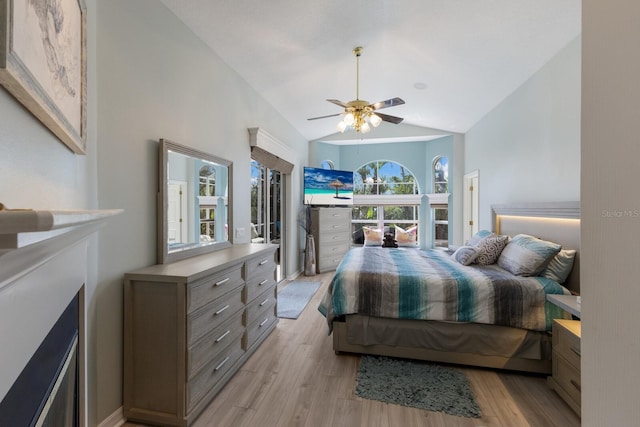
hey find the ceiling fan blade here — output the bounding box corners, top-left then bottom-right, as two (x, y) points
(376, 112), (404, 124)
(370, 97), (405, 111)
(326, 99), (349, 108)
(307, 113), (342, 121)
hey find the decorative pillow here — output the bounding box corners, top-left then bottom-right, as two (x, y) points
(451, 246), (479, 266)
(362, 226), (383, 246)
(395, 225), (418, 247)
(541, 249), (577, 283)
(466, 229), (494, 246)
(497, 234), (562, 276)
(474, 235), (509, 265)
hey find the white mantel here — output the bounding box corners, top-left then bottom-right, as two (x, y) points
(0, 209), (121, 426)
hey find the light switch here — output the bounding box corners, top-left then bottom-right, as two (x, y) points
(235, 227), (246, 239)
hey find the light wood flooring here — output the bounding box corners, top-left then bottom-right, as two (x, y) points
(124, 273), (580, 427)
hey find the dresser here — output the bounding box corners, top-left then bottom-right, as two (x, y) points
(123, 244), (278, 427)
(311, 207), (351, 273)
(548, 319), (581, 416)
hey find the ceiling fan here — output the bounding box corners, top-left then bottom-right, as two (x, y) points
(307, 46), (405, 134)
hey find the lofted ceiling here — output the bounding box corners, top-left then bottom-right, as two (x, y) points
(158, 0), (581, 142)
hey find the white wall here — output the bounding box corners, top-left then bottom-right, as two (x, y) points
(95, 1), (308, 422)
(465, 36), (581, 229)
(581, 2), (640, 425)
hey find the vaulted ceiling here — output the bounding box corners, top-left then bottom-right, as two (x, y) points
(158, 0), (581, 141)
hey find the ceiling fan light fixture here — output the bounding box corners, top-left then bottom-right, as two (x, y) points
(344, 112), (355, 126)
(337, 120), (347, 133)
(360, 121), (371, 134)
(369, 113), (382, 127)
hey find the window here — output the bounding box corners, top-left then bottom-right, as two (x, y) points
(433, 156), (449, 248)
(352, 161), (420, 244)
(199, 164), (216, 240)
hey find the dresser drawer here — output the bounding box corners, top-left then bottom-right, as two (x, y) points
(316, 207), (351, 223)
(317, 251), (348, 272)
(244, 269), (276, 303)
(245, 252), (277, 282)
(187, 311), (244, 379)
(552, 354), (581, 407)
(553, 320), (581, 369)
(317, 240), (350, 256)
(186, 339), (244, 411)
(245, 285), (277, 326)
(317, 231), (351, 246)
(243, 305), (277, 350)
(187, 264), (244, 313)
(188, 287), (244, 346)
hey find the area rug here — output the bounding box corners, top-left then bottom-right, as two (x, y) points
(355, 355), (481, 418)
(277, 281), (322, 319)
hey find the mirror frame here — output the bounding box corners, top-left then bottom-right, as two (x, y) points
(158, 138), (233, 264)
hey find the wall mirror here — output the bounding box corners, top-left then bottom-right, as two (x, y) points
(158, 138), (233, 264)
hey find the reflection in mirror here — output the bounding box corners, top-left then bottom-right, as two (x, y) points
(158, 139), (233, 264)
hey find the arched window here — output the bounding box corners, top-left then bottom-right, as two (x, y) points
(352, 160), (420, 245)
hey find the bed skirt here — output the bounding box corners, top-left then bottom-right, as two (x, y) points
(332, 315), (553, 374)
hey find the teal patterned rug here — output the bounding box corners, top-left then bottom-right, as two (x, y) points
(356, 355), (481, 418)
(277, 281), (322, 319)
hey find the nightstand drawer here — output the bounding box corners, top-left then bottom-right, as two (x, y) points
(553, 320), (581, 369)
(553, 354), (581, 407)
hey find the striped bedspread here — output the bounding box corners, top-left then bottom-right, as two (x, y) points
(318, 247), (570, 332)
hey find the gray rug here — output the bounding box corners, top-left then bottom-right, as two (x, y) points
(355, 355), (481, 418)
(277, 281), (322, 319)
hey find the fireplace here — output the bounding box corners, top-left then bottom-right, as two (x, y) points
(0, 208), (121, 427)
(0, 293), (80, 426)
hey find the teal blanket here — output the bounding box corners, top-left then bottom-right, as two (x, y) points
(319, 247), (570, 332)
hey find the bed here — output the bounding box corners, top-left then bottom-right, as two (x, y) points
(318, 202), (580, 374)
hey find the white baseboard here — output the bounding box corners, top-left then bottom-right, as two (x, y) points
(97, 407), (125, 427)
(286, 269), (303, 281)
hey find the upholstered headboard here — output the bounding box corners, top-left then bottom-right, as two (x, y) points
(492, 202), (580, 295)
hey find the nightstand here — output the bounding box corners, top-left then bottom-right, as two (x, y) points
(547, 319), (581, 416)
(546, 294), (581, 318)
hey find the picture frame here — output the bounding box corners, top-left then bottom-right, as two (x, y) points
(0, 0), (87, 154)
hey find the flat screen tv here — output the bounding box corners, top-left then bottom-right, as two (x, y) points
(303, 166), (354, 206)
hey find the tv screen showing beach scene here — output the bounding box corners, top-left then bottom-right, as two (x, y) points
(303, 167), (354, 206)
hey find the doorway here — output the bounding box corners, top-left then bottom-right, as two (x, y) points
(251, 160), (285, 282)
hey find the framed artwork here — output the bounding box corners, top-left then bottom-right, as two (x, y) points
(0, 0), (87, 154)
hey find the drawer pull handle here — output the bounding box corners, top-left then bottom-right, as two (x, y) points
(332, 225), (341, 229)
(215, 330), (231, 343)
(259, 318), (269, 327)
(260, 298), (269, 306)
(332, 214), (340, 217)
(259, 279), (268, 286)
(215, 305), (230, 315)
(259, 260), (268, 266)
(215, 278), (230, 286)
(570, 379), (581, 392)
(214, 356), (230, 371)
(570, 347), (581, 357)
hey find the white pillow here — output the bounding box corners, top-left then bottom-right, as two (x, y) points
(362, 226), (383, 246)
(395, 225), (418, 247)
(541, 249), (576, 283)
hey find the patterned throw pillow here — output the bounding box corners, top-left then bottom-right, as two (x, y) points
(395, 225), (418, 247)
(541, 249), (577, 283)
(497, 234), (562, 276)
(451, 246), (479, 266)
(474, 235), (509, 265)
(363, 226), (383, 246)
(466, 229), (494, 246)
